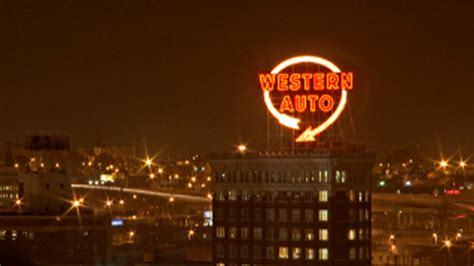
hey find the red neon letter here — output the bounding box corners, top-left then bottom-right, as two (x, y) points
(313, 73), (325, 91)
(326, 73), (339, 90)
(308, 94), (319, 112)
(318, 94), (334, 112)
(294, 95), (307, 113)
(279, 95), (294, 112)
(341, 72), (353, 90)
(259, 74), (276, 91)
(277, 74), (289, 91)
(301, 73), (312, 91)
(289, 74), (301, 91)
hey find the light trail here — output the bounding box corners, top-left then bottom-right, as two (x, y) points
(71, 184), (209, 203)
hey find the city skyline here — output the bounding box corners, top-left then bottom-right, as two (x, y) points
(0, 1), (472, 155)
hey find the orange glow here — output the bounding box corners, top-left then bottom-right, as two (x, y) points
(261, 55), (352, 141)
(279, 95), (294, 112)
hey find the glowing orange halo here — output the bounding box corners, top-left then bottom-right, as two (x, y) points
(263, 55), (348, 142)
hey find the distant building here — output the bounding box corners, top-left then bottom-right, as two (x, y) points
(209, 149), (374, 266)
(0, 167), (21, 212)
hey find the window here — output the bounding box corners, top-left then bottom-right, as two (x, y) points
(216, 227), (225, 238)
(216, 245), (224, 258)
(242, 190), (251, 201)
(306, 248), (315, 260)
(348, 190), (355, 202)
(348, 229), (356, 240)
(266, 246), (275, 259)
(292, 247), (302, 259)
(241, 227), (249, 239)
(253, 208), (262, 220)
(358, 191), (364, 202)
(266, 208), (275, 221)
(305, 229), (314, 241)
(240, 208), (249, 220)
(291, 209), (300, 222)
(349, 247), (356, 260)
(319, 229), (328, 241)
(279, 247), (289, 259)
(253, 227), (263, 240)
(304, 209), (314, 222)
(217, 191), (226, 201)
(215, 208), (224, 220)
(279, 209), (288, 222)
(359, 228), (364, 240)
(253, 246), (262, 258)
(319, 248), (329, 260)
(229, 208), (237, 220)
(335, 170), (341, 183)
(291, 228), (301, 241)
(241, 246), (249, 258)
(265, 227), (274, 240)
(279, 228), (288, 241)
(216, 263), (225, 266)
(318, 209), (328, 221)
(341, 171), (347, 183)
(229, 227), (237, 239)
(319, 190), (328, 202)
(229, 190), (239, 201)
(229, 245), (237, 257)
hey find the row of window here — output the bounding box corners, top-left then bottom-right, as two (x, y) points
(0, 193), (18, 199)
(216, 226), (368, 241)
(216, 226), (329, 241)
(215, 208), (329, 222)
(215, 169), (366, 184)
(216, 246), (329, 261)
(215, 190), (370, 202)
(0, 185), (18, 192)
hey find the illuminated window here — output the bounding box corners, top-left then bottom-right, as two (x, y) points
(358, 191), (364, 202)
(242, 191), (251, 201)
(319, 209), (328, 221)
(306, 248), (315, 260)
(291, 209), (300, 222)
(348, 190), (355, 202)
(292, 247), (302, 259)
(341, 171), (347, 183)
(324, 171), (329, 182)
(216, 227), (225, 238)
(319, 190), (328, 202)
(291, 228), (301, 241)
(228, 190), (238, 201)
(319, 229), (328, 241)
(305, 229), (314, 241)
(217, 191), (226, 201)
(241, 227), (249, 239)
(266, 246), (275, 259)
(319, 248), (329, 260)
(304, 209), (314, 222)
(359, 228), (364, 240)
(229, 227), (237, 239)
(348, 229), (356, 240)
(359, 247), (364, 259)
(335, 170), (341, 183)
(216, 263), (225, 266)
(365, 191), (370, 201)
(279, 247), (289, 259)
(253, 227), (263, 240)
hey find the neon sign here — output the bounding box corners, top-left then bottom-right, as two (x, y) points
(259, 55), (354, 142)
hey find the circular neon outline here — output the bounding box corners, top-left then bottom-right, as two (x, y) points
(263, 55), (348, 137)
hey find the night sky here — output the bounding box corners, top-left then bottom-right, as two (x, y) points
(0, 0), (472, 156)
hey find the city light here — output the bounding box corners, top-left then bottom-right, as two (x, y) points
(459, 160), (467, 168)
(237, 144), (247, 153)
(188, 229), (195, 240)
(15, 199), (21, 206)
(119, 199), (124, 205)
(169, 197), (175, 203)
(378, 180), (386, 187)
(439, 160), (449, 168)
(106, 200), (112, 207)
(444, 239), (452, 248)
(73, 200), (80, 207)
(145, 158), (152, 167)
(149, 173), (155, 179)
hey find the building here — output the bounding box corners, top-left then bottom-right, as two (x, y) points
(0, 167), (21, 212)
(209, 148), (374, 266)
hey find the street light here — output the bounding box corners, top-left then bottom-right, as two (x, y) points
(237, 144), (247, 154)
